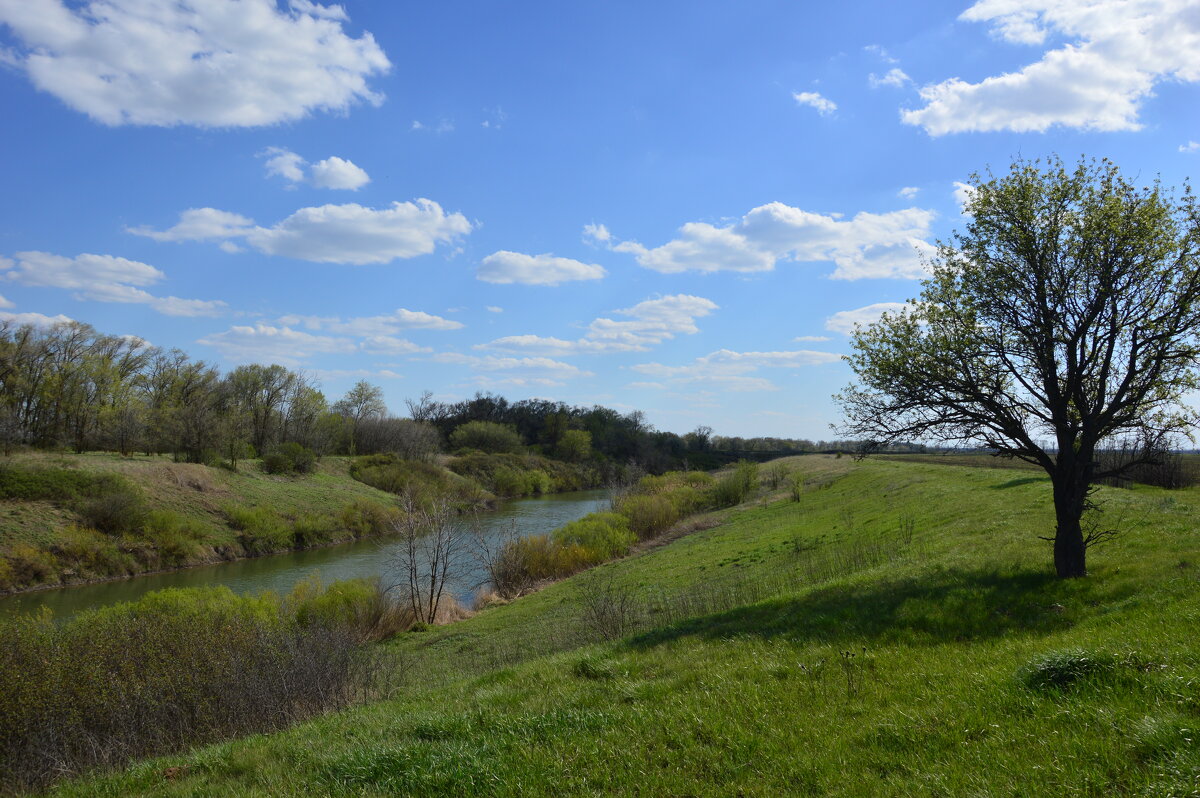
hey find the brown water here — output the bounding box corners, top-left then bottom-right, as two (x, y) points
(0, 489), (609, 620)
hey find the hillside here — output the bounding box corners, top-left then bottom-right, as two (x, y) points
(44, 455), (1200, 797)
(0, 452), (429, 594)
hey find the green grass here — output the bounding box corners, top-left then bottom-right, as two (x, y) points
(42, 456), (1200, 796)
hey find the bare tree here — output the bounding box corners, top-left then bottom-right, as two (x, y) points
(389, 494), (474, 625)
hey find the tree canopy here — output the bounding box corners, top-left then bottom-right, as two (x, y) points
(838, 157), (1200, 577)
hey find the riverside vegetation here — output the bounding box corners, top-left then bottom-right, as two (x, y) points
(3, 454), (1196, 796)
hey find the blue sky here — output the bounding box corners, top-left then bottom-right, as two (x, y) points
(0, 0), (1197, 439)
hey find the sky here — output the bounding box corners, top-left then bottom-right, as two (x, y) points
(0, 0), (1197, 440)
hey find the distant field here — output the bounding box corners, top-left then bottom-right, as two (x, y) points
(50, 455), (1200, 797)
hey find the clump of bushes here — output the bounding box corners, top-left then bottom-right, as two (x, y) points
(350, 454), (490, 509)
(708, 461), (759, 508)
(225, 505), (294, 554)
(340, 499), (402, 537)
(262, 442), (317, 475)
(448, 420), (524, 454)
(0, 464), (149, 535)
(616, 494), (680, 539)
(0, 585), (384, 793)
(448, 452), (599, 497)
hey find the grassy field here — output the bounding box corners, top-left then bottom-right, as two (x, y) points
(42, 455), (1200, 796)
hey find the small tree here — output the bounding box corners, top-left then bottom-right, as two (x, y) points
(389, 494), (473, 625)
(448, 420), (522, 454)
(837, 157), (1200, 578)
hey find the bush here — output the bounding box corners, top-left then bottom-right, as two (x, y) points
(292, 513), (338, 547)
(141, 510), (207, 565)
(448, 420), (523, 454)
(340, 499), (402, 537)
(225, 505), (293, 554)
(0, 586), (378, 793)
(262, 442), (318, 475)
(708, 461), (759, 508)
(553, 512), (636, 561)
(51, 527), (135, 578)
(0, 465), (126, 502)
(350, 454), (488, 509)
(617, 494), (680, 540)
(75, 487), (148, 535)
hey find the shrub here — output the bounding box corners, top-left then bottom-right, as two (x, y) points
(292, 514), (338, 547)
(3, 543), (58, 587)
(75, 487), (148, 535)
(448, 420), (523, 454)
(51, 527), (135, 578)
(340, 499), (402, 537)
(350, 454), (487, 509)
(141, 510), (207, 565)
(225, 505), (293, 554)
(617, 494), (680, 540)
(0, 586), (377, 793)
(262, 442), (318, 475)
(553, 512), (636, 561)
(708, 461), (759, 508)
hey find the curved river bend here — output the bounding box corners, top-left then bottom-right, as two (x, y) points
(0, 489), (609, 620)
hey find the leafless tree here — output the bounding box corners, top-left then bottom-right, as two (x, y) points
(388, 493), (475, 625)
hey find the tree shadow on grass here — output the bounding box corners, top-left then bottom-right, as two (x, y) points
(992, 476), (1049, 489)
(626, 567), (1124, 651)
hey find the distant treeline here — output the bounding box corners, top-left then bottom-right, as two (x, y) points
(0, 319), (923, 471)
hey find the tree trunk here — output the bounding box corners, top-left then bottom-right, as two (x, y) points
(1051, 472), (1088, 578)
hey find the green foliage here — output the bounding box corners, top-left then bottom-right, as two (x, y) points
(1019, 649), (1123, 692)
(555, 429), (593, 462)
(448, 452), (598, 497)
(617, 494), (680, 539)
(75, 487), (148, 534)
(224, 505), (294, 554)
(708, 461), (759, 508)
(0, 464), (127, 502)
(449, 420), (524, 454)
(553, 512), (636, 561)
(140, 510), (207, 566)
(350, 453), (488, 508)
(339, 499), (402, 537)
(262, 442), (317, 475)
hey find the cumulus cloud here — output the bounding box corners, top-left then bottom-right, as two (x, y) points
(0, 0), (390, 127)
(486, 306), (503, 313)
(278, 308), (463, 336)
(360, 336), (431, 355)
(132, 200), (472, 265)
(0, 294), (12, 309)
(599, 201), (935, 280)
(431, 353), (592, 387)
(198, 323), (357, 365)
(0, 251), (226, 317)
(794, 335), (832, 342)
(1181, 141), (1200, 153)
(903, 0), (1200, 135)
(898, 186), (920, 199)
(632, 348), (842, 392)
(477, 251), (606, 286)
(825, 302), (910, 335)
(482, 294), (719, 355)
(0, 311), (74, 328)
(794, 91), (837, 115)
(953, 181), (977, 215)
(870, 68), (911, 88)
(311, 368), (403, 381)
(263, 148), (371, 190)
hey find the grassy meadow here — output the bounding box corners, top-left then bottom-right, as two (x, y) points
(36, 454), (1200, 797)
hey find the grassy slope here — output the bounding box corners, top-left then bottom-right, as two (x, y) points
(0, 452), (400, 583)
(49, 456), (1200, 797)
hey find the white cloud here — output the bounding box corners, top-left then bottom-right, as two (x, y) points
(0, 294), (12, 309)
(794, 91), (837, 116)
(1181, 141), (1200, 153)
(0, 0), (389, 127)
(903, 0), (1200, 135)
(477, 251), (606, 286)
(310, 156), (371, 190)
(263, 148), (306, 183)
(604, 201), (936, 279)
(133, 200), (472, 265)
(432, 353), (593, 386)
(264, 148), (371, 190)
(278, 308), (463, 335)
(953, 181), (977, 215)
(128, 208), (254, 242)
(486, 306), (503, 313)
(898, 186), (920, 199)
(794, 335), (832, 342)
(482, 294), (719, 355)
(311, 368), (403, 381)
(360, 336), (432, 355)
(1, 251), (226, 317)
(870, 68), (911, 88)
(825, 302), (910, 335)
(632, 348), (842, 392)
(583, 223), (612, 245)
(0, 311), (75, 328)
(198, 323), (356, 365)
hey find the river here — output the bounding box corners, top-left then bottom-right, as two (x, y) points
(0, 488), (610, 620)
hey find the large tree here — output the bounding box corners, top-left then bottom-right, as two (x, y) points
(837, 157), (1200, 578)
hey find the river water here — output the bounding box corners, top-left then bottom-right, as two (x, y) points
(0, 489), (610, 620)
